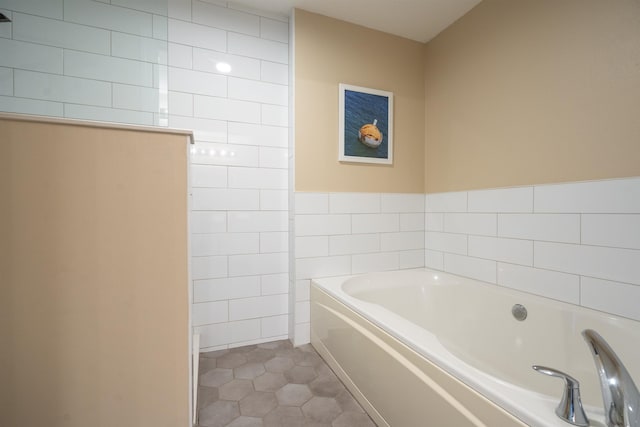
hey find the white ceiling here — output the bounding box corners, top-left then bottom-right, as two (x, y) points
(231, 0), (482, 43)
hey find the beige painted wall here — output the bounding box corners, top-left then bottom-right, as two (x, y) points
(424, 0), (640, 193)
(295, 9), (425, 193)
(0, 117), (190, 427)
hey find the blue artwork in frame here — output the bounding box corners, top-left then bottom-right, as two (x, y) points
(339, 83), (393, 165)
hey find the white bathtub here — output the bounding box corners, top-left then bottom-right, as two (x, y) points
(310, 269), (640, 427)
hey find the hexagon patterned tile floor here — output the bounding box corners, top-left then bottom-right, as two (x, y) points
(197, 339), (377, 427)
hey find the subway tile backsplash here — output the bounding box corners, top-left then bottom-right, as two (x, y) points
(444, 253), (497, 283)
(425, 177), (640, 325)
(329, 233), (379, 256)
(351, 213), (399, 234)
(467, 186), (533, 213)
(580, 277), (640, 322)
(534, 242), (640, 286)
(496, 263), (580, 305)
(329, 192), (381, 214)
(425, 190), (467, 213)
(497, 213), (580, 243)
(534, 177), (640, 213)
(467, 235), (533, 266)
(293, 178), (640, 345)
(381, 193), (425, 213)
(581, 214), (640, 250)
(296, 214), (351, 236)
(293, 192), (426, 345)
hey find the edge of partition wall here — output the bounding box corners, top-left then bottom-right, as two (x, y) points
(0, 112), (195, 144)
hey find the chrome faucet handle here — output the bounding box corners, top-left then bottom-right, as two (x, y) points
(533, 365), (590, 427)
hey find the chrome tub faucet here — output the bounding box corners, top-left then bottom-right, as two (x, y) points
(532, 365), (590, 426)
(582, 329), (640, 427)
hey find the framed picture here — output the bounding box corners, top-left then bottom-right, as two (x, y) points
(338, 83), (393, 165)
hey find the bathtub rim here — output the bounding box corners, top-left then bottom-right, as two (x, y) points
(311, 268), (611, 427)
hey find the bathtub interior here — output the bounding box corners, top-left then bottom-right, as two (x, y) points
(339, 269), (640, 410)
(311, 284), (529, 427)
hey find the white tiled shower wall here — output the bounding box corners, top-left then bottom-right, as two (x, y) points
(0, 0), (290, 351)
(425, 177), (640, 323)
(171, 0), (290, 351)
(0, 0), (169, 124)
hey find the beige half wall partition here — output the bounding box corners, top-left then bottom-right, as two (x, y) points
(294, 9), (425, 194)
(0, 115), (191, 427)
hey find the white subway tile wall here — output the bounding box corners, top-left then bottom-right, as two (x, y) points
(0, 67), (13, 96)
(0, 10), (11, 39)
(425, 177), (640, 322)
(1, 0), (62, 19)
(172, 1), (290, 351)
(0, 37), (64, 74)
(0, 0), (167, 124)
(168, 18), (226, 51)
(293, 192), (426, 345)
(0, 94), (62, 116)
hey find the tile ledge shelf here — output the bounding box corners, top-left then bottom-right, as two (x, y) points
(0, 112), (195, 144)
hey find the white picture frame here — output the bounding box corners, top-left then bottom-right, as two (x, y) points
(338, 83), (394, 165)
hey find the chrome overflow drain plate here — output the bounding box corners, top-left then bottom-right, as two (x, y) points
(512, 304), (528, 321)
